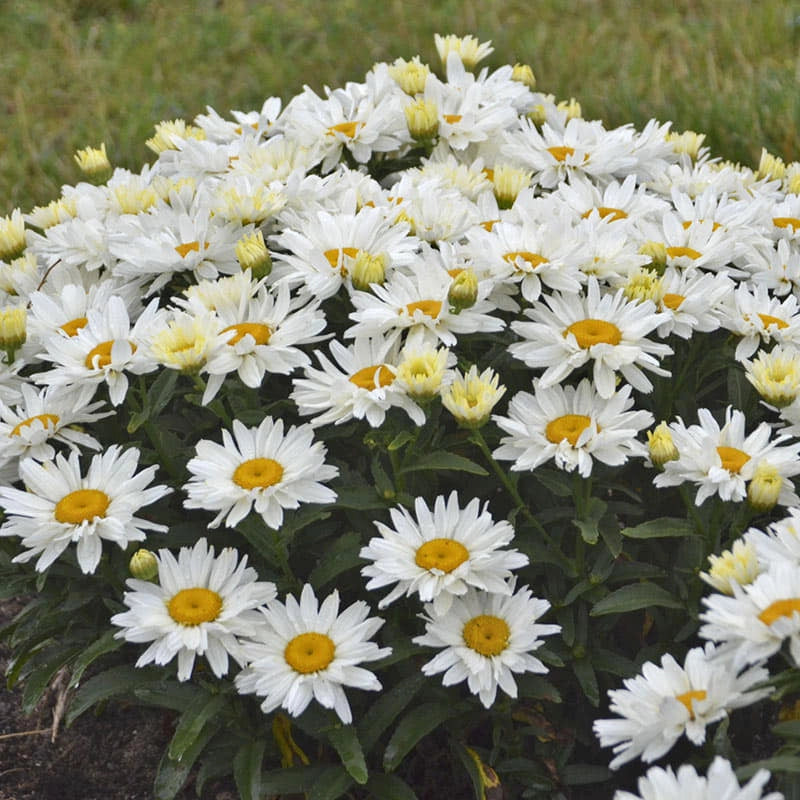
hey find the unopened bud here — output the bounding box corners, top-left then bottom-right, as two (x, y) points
(647, 422), (678, 466)
(388, 57), (430, 95)
(396, 346), (449, 400)
(146, 119), (205, 154)
(624, 268), (664, 305)
(527, 104), (548, 127)
(236, 230), (272, 279)
(638, 241), (667, 274)
(404, 99), (439, 142)
(757, 148), (786, 182)
(557, 97), (582, 120)
(74, 143), (112, 183)
(350, 250), (387, 291)
(129, 548), (159, 581)
(448, 269), (478, 312)
(747, 462), (782, 512)
(492, 164), (532, 210)
(511, 63), (536, 89)
(0, 306), (26, 362)
(0, 209), (27, 262)
(666, 130), (706, 161)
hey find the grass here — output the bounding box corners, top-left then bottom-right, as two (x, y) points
(1, 0), (799, 211)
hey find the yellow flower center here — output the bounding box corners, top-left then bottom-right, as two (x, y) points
(415, 538), (469, 573)
(84, 340), (136, 369)
(462, 614), (510, 657)
(682, 219), (722, 231)
(666, 246), (701, 260)
(323, 246), (359, 271)
(233, 457), (284, 490)
(284, 632), (336, 674)
(503, 251), (549, 271)
(582, 206), (628, 222)
(565, 319), (622, 348)
(60, 316), (88, 337)
(327, 121), (363, 139)
(11, 413), (60, 437)
(221, 322), (272, 346)
(545, 414), (592, 446)
(167, 587), (223, 626)
(443, 113), (463, 124)
(773, 217), (800, 232)
(349, 364), (395, 391)
(481, 219), (500, 232)
(405, 299), (442, 319)
(662, 293), (685, 311)
(758, 313), (788, 330)
(547, 145), (575, 162)
(675, 689), (707, 719)
(54, 488), (110, 525)
(175, 241), (204, 258)
(759, 598), (800, 626)
(716, 446), (750, 474)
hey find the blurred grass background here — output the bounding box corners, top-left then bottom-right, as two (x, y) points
(2, 0), (799, 212)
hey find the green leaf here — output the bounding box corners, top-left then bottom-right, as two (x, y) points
(590, 582), (682, 616)
(168, 692), (226, 761)
(358, 672), (426, 752)
(307, 766), (353, 800)
(397, 451), (487, 476)
(147, 367), (179, 418)
(737, 755), (800, 779)
(621, 517), (697, 539)
(326, 725), (368, 784)
(154, 721), (218, 800)
(258, 766), (330, 794)
(69, 630), (124, 689)
(21, 646), (82, 714)
(365, 772), (420, 800)
(67, 665), (161, 726)
(773, 720), (800, 739)
(561, 764), (612, 785)
(309, 531), (364, 589)
(532, 468), (572, 497)
(333, 486), (388, 510)
(572, 497), (607, 545)
(134, 681), (201, 712)
(383, 701), (462, 771)
(233, 739), (266, 800)
(388, 431), (416, 451)
(572, 657), (600, 707)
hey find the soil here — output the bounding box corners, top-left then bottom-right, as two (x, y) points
(0, 599), (235, 800)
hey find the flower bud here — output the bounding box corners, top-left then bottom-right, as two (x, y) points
(350, 250), (387, 291)
(388, 57), (430, 95)
(757, 148), (786, 181)
(146, 119), (205, 154)
(638, 240), (667, 274)
(434, 33), (493, 71)
(700, 539), (759, 595)
(511, 63), (536, 89)
(623, 268), (664, 305)
(527, 104), (548, 127)
(129, 548), (159, 581)
(396, 346), (449, 400)
(0, 209), (27, 262)
(74, 143), (112, 184)
(442, 365), (506, 429)
(0, 306), (26, 362)
(557, 97), (582, 120)
(491, 164), (532, 210)
(404, 99), (439, 142)
(647, 422), (678, 466)
(666, 130), (706, 161)
(236, 230), (272, 279)
(747, 462), (782, 512)
(744, 345), (800, 408)
(447, 269), (479, 312)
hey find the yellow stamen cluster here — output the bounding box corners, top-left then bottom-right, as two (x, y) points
(0, 209), (27, 262)
(623, 267), (664, 305)
(284, 632), (336, 674)
(74, 143), (112, 182)
(701, 539), (760, 595)
(146, 119), (206, 154)
(442, 365), (506, 429)
(462, 614), (510, 657)
(168, 587), (223, 626)
(744, 345), (800, 407)
(236, 230), (272, 278)
(388, 56), (430, 95)
(647, 422), (679, 466)
(434, 33), (493, 70)
(415, 538), (469, 573)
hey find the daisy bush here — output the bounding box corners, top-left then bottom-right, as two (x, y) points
(5, 32), (800, 799)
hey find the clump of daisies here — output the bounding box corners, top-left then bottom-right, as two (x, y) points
(3, 30), (800, 800)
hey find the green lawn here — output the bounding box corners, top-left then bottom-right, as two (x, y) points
(2, 0), (798, 210)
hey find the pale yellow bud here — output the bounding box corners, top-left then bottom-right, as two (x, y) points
(785, 162), (800, 195)
(388, 57), (430, 95)
(647, 422), (678, 466)
(404, 99), (440, 142)
(491, 164), (532, 210)
(624, 268), (664, 305)
(666, 130), (706, 160)
(74, 143), (112, 182)
(0, 209), (27, 262)
(434, 33), (494, 71)
(442, 365), (506, 429)
(757, 148), (786, 181)
(0, 306), (26, 361)
(557, 97), (582, 120)
(396, 346), (449, 400)
(511, 63), (536, 89)
(745, 345), (800, 408)
(638, 241), (667, 274)
(447, 269), (479, 312)
(748, 462), (783, 512)
(527, 105), (548, 127)
(236, 231), (272, 279)
(350, 250), (387, 291)
(129, 548), (159, 581)
(146, 119), (206, 154)
(700, 539), (760, 595)
(27, 197), (78, 230)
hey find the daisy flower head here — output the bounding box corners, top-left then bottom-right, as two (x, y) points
(614, 757), (782, 800)
(441, 364), (506, 429)
(360, 492), (528, 615)
(701, 538), (762, 595)
(653, 407), (800, 507)
(493, 379), (654, 477)
(183, 416), (338, 530)
(700, 562), (800, 669)
(509, 278), (672, 399)
(0, 446), (171, 574)
(745, 508), (800, 571)
(111, 538), (277, 681)
(235, 583), (390, 724)
(413, 582), (559, 708)
(594, 643), (770, 769)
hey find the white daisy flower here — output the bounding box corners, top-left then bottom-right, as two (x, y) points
(183, 416), (338, 530)
(653, 407), (800, 506)
(701, 538), (762, 595)
(0, 446), (171, 573)
(745, 509), (800, 570)
(493, 379), (653, 477)
(413, 582), (560, 708)
(749, 238), (800, 297)
(509, 278), (672, 399)
(700, 562), (800, 669)
(235, 583), (390, 724)
(360, 492), (528, 615)
(291, 336), (425, 428)
(441, 364), (506, 429)
(111, 538), (277, 681)
(654, 267), (734, 339)
(594, 644), (770, 769)
(614, 757), (782, 800)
